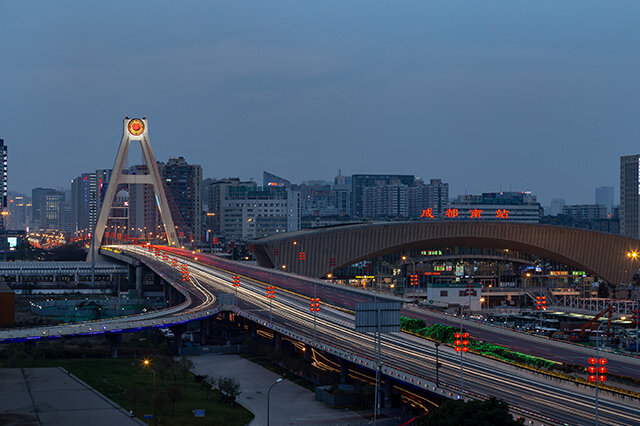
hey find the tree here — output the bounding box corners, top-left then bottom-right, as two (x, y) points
(415, 397), (524, 426)
(165, 385), (182, 417)
(178, 356), (194, 383)
(203, 375), (216, 401)
(216, 377), (241, 405)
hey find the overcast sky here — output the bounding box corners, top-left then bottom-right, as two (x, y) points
(1, 1), (639, 205)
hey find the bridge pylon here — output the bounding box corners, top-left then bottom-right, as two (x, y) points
(88, 117), (179, 260)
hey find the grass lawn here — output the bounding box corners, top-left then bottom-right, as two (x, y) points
(9, 357), (254, 426)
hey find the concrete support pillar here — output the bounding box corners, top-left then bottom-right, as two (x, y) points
(200, 318), (210, 345)
(128, 265), (135, 288)
(170, 324), (188, 356)
(384, 376), (393, 408)
(304, 344), (312, 362)
(274, 332), (282, 351)
(107, 334), (122, 358)
(339, 357), (349, 384)
(135, 265), (144, 297)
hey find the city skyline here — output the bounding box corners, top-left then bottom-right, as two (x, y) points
(2, 1), (639, 205)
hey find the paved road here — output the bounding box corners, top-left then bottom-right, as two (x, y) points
(161, 246), (640, 380)
(128, 247), (640, 426)
(0, 367), (142, 426)
(189, 354), (367, 425)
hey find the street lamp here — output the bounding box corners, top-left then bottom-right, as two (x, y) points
(267, 377), (284, 426)
(143, 359), (157, 425)
(588, 321), (610, 426)
(626, 251), (639, 355)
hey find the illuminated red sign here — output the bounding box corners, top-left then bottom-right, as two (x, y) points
(495, 209), (509, 219)
(470, 209), (483, 219)
(128, 119), (145, 136)
(445, 208), (459, 218)
(420, 208), (434, 218)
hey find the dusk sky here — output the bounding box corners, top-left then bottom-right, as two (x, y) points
(1, 1), (639, 205)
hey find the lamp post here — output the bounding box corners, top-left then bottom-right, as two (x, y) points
(267, 377), (284, 426)
(143, 359), (157, 426)
(588, 321), (609, 426)
(435, 342), (441, 387)
(627, 251), (639, 355)
(310, 297), (320, 340)
(266, 286), (276, 324)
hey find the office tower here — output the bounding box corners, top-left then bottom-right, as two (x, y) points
(263, 171), (291, 188)
(595, 186), (614, 215)
(159, 157), (202, 242)
(71, 173), (98, 233)
(562, 204), (608, 220)
(0, 140), (7, 230)
(362, 180), (409, 218)
(410, 178), (449, 218)
(447, 192), (541, 223)
(549, 198), (566, 216)
(620, 155), (640, 238)
(351, 174), (414, 217)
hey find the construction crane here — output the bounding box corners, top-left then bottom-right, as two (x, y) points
(579, 305), (613, 342)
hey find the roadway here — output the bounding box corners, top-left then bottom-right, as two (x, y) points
(157, 246), (640, 379)
(123, 246), (640, 426)
(0, 248), (217, 343)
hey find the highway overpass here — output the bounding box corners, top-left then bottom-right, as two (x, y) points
(2, 245), (640, 425)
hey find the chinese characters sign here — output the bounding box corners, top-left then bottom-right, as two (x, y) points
(421, 209), (510, 220)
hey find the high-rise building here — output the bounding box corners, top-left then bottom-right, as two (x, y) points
(159, 157), (202, 242)
(352, 174), (414, 217)
(211, 182), (300, 240)
(620, 155), (640, 238)
(362, 181), (408, 218)
(409, 178), (449, 218)
(426, 179), (449, 217)
(263, 171), (291, 188)
(446, 192), (541, 223)
(208, 178), (258, 235)
(71, 173), (98, 234)
(40, 190), (65, 231)
(32, 188), (65, 230)
(595, 186), (614, 215)
(127, 165), (159, 238)
(562, 204), (608, 220)
(0, 140), (7, 231)
(549, 198), (566, 216)
(332, 171), (352, 216)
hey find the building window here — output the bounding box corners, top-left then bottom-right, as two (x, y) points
(440, 290), (448, 297)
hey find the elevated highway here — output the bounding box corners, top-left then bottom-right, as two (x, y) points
(127, 246), (640, 425)
(2, 245), (640, 425)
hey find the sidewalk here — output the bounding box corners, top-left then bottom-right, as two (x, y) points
(189, 354), (368, 425)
